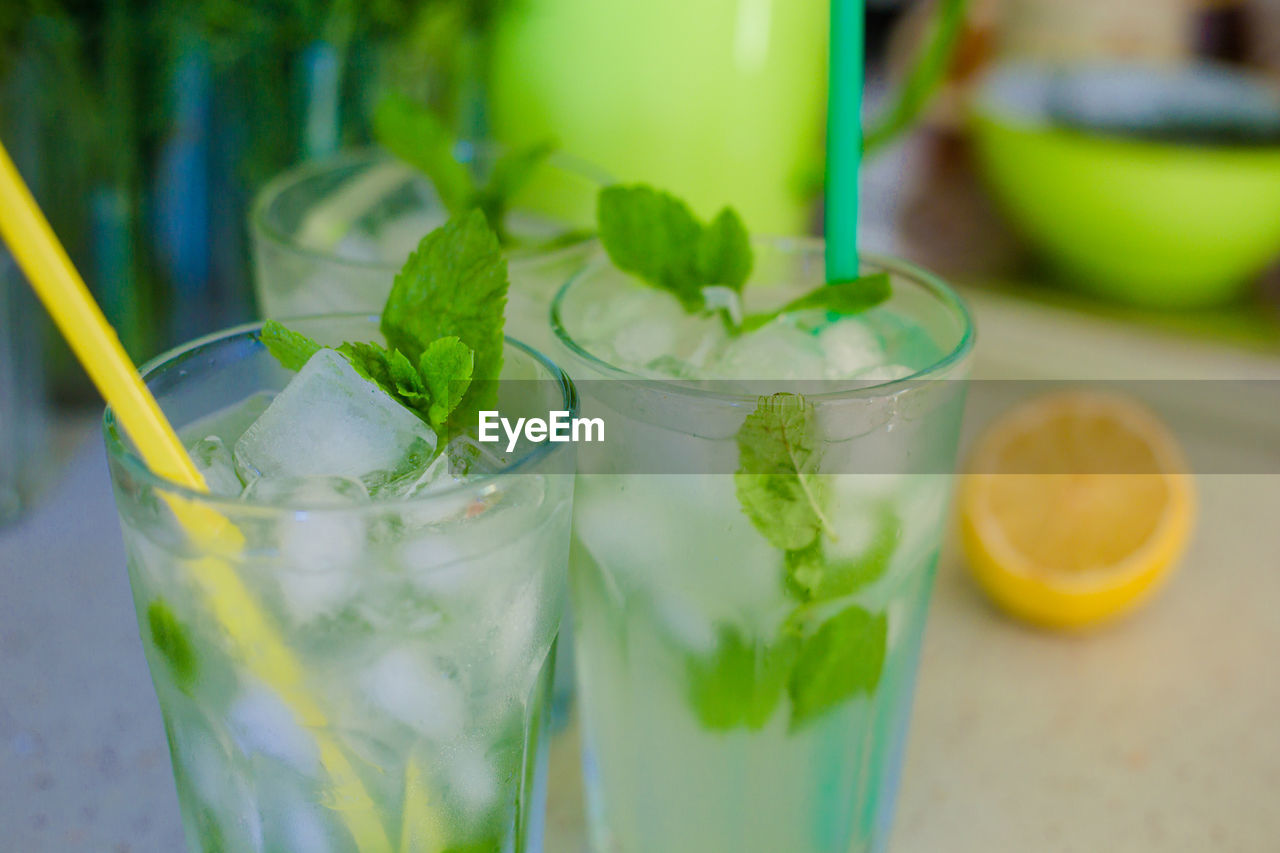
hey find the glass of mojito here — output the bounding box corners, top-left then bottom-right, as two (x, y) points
(104, 305), (576, 851)
(550, 227), (973, 853)
(251, 149), (603, 351)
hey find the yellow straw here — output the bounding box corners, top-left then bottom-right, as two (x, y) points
(0, 140), (393, 853)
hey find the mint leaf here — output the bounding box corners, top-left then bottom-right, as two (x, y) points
(786, 504), (900, 603)
(147, 600), (197, 695)
(695, 207), (752, 292)
(735, 393), (833, 551)
(597, 184), (713, 311)
(418, 336), (474, 429)
(686, 626), (800, 731)
(381, 209), (509, 417)
(334, 340), (430, 420)
(259, 320), (321, 371)
(372, 91), (472, 214)
(788, 605), (887, 730)
(741, 273), (892, 333)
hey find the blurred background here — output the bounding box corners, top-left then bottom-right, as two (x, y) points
(3, 3), (1280, 851)
(3, 0), (1280, 519)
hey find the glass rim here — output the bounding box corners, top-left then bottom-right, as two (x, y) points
(103, 316), (579, 514)
(550, 237), (976, 404)
(249, 147), (606, 274)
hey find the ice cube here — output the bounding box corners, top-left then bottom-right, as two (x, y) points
(444, 742), (498, 814)
(445, 435), (507, 480)
(710, 322), (827, 381)
(189, 436), (245, 497)
(244, 476), (369, 622)
(228, 684), (319, 774)
(383, 453), (477, 531)
(489, 577), (549, 682)
(360, 649), (466, 740)
(275, 562), (356, 625)
(242, 473), (370, 508)
(234, 349), (436, 490)
(852, 364), (915, 382)
(173, 721), (264, 851)
(582, 288), (711, 371)
(816, 317), (887, 379)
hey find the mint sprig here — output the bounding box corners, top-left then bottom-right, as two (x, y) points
(381, 208), (507, 420)
(686, 626), (800, 730)
(597, 184), (891, 331)
(597, 185), (750, 312)
(785, 503), (898, 604)
(687, 393), (897, 732)
(734, 393), (833, 550)
(259, 209), (507, 448)
(373, 91), (555, 245)
(787, 604), (887, 730)
(740, 273), (892, 334)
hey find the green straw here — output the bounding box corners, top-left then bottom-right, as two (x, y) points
(825, 0), (864, 282)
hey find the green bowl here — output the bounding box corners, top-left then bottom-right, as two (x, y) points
(970, 64), (1280, 308)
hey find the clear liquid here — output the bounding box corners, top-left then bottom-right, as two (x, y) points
(123, 393), (572, 852)
(569, 473), (948, 853)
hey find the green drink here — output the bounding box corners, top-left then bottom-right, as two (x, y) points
(552, 240), (973, 853)
(106, 212), (578, 852)
(490, 0), (829, 234)
(106, 318), (575, 852)
(251, 150), (602, 351)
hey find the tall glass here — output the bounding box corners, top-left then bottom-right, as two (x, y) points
(551, 244), (973, 853)
(250, 149), (604, 352)
(104, 317), (576, 853)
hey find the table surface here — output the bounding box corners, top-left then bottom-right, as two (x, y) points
(4, 291), (1280, 852)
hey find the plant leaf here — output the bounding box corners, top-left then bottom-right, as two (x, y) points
(686, 625), (800, 731)
(741, 273), (892, 333)
(735, 393), (832, 551)
(785, 504), (900, 603)
(597, 184), (707, 311)
(788, 605), (887, 729)
(418, 336), (474, 429)
(695, 206), (752, 292)
(381, 209), (508, 419)
(259, 320), (321, 371)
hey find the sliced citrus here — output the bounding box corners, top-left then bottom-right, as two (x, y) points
(958, 391), (1195, 629)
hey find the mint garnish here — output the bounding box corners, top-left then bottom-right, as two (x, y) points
(787, 604), (887, 730)
(259, 322), (321, 372)
(597, 185), (750, 312)
(687, 626), (800, 731)
(739, 273), (892, 334)
(684, 393), (897, 732)
(785, 503), (898, 604)
(381, 208), (507, 419)
(147, 600), (197, 694)
(597, 183), (890, 331)
(259, 209), (506, 449)
(373, 91), (555, 245)
(734, 393), (834, 551)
